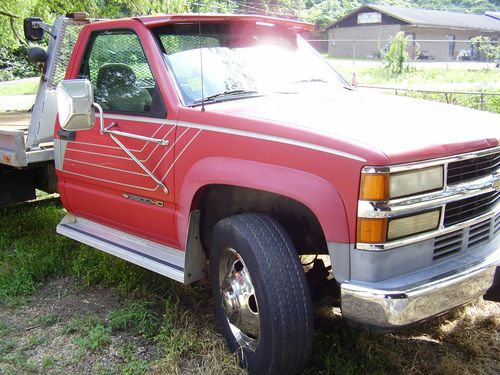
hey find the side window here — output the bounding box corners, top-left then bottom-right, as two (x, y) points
(79, 30), (166, 117)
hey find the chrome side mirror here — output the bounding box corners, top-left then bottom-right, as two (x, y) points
(56, 79), (95, 131)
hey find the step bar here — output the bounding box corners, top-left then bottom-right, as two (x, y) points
(57, 214), (190, 283)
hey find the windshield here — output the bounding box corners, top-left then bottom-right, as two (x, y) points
(154, 22), (346, 106)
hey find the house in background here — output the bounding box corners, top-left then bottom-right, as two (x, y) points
(326, 4), (500, 61)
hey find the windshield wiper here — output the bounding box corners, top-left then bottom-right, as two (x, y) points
(291, 78), (328, 84)
(191, 90), (260, 106)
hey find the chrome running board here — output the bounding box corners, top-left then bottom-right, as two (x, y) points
(57, 214), (185, 282)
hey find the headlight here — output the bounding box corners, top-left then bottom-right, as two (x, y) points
(390, 166), (443, 198)
(360, 166), (444, 201)
(357, 209), (441, 244)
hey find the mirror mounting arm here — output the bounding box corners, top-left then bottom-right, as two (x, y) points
(92, 102), (169, 194)
(93, 102), (105, 134)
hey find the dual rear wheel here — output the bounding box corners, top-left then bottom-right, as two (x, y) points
(210, 213), (314, 375)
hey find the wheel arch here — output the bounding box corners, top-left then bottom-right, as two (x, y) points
(177, 157), (350, 253)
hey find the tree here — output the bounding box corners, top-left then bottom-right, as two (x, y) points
(305, 0), (360, 30)
(469, 36), (500, 65)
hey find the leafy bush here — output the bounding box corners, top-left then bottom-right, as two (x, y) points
(382, 32), (414, 76)
(0, 45), (39, 81)
(469, 36), (500, 63)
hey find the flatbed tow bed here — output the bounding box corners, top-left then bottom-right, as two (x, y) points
(0, 112), (31, 130)
(0, 112), (53, 167)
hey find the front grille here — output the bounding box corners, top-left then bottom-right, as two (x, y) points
(444, 190), (499, 227)
(447, 152), (499, 185)
(433, 216), (496, 260)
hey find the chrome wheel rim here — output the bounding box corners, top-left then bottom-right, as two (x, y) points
(219, 247), (260, 351)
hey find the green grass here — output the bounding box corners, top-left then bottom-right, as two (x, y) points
(0, 80), (38, 96)
(1, 200), (498, 374)
(397, 89), (500, 113)
(0, 323), (8, 337)
(75, 324), (112, 351)
(326, 57), (500, 86)
(107, 300), (159, 337)
(348, 67), (500, 86)
(63, 315), (112, 351)
(119, 344), (150, 375)
(62, 314), (102, 336)
(36, 313), (60, 327)
(41, 356), (57, 370)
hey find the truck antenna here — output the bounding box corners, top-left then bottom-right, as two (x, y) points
(198, 6), (205, 112)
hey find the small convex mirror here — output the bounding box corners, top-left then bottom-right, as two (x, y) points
(23, 18), (44, 41)
(56, 79), (95, 131)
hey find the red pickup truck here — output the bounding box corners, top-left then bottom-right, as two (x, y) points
(1, 13), (499, 375)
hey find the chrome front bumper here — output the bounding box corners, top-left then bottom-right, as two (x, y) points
(340, 248), (500, 329)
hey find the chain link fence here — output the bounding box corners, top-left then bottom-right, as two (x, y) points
(304, 38), (500, 69)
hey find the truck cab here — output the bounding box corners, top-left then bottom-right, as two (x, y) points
(1, 13), (499, 375)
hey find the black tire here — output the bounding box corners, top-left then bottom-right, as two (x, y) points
(210, 213), (314, 375)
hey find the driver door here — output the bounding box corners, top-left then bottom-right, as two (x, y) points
(57, 27), (177, 245)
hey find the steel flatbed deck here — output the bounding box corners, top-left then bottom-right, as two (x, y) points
(0, 112), (53, 167)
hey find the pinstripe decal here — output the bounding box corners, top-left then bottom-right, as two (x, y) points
(64, 157), (149, 176)
(62, 112), (366, 192)
(66, 122), (170, 152)
(176, 120), (366, 162)
(77, 113), (367, 162)
(66, 123), (177, 163)
(63, 126), (202, 192)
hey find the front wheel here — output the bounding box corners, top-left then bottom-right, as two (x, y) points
(210, 213), (314, 375)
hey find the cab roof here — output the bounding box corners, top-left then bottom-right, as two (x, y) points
(133, 13), (314, 32)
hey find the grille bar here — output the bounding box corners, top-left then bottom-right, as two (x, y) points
(433, 231), (463, 260)
(444, 191), (499, 227)
(447, 153), (500, 185)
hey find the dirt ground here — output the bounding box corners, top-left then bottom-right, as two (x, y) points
(0, 277), (157, 374)
(1, 275), (499, 375)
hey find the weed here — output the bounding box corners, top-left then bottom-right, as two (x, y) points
(26, 334), (47, 349)
(107, 300), (159, 337)
(0, 322), (8, 337)
(75, 324), (112, 351)
(62, 314), (101, 335)
(120, 343), (149, 375)
(0, 203), (70, 306)
(0, 338), (16, 357)
(23, 358), (37, 372)
(41, 355), (56, 370)
(36, 313), (60, 327)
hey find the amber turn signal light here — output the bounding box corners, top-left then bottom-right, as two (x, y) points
(359, 173), (389, 201)
(357, 218), (388, 244)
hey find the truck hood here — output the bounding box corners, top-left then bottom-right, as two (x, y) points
(205, 87), (499, 164)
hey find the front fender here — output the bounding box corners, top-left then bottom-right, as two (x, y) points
(176, 157), (350, 248)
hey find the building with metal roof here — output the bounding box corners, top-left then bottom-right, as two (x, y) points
(486, 11), (500, 21)
(326, 4), (500, 61)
